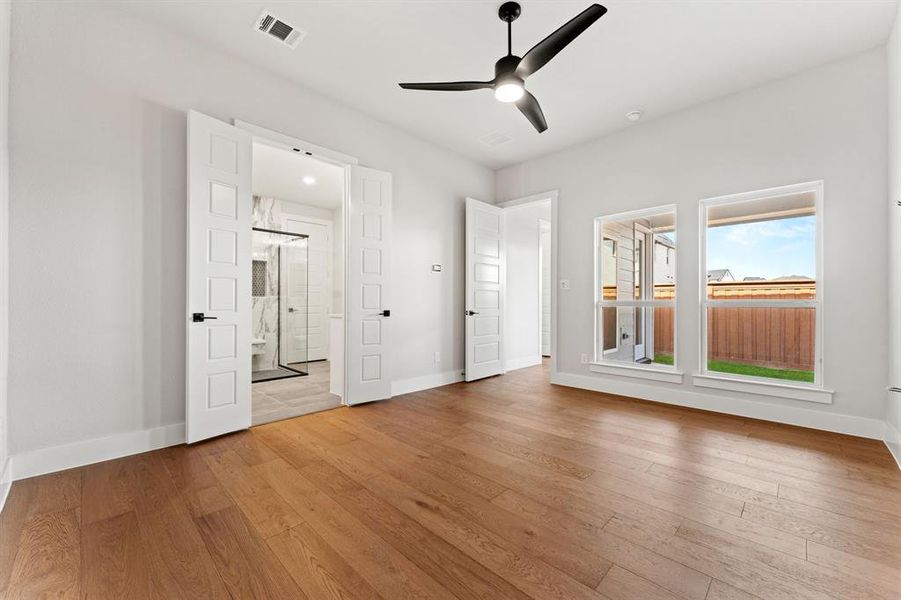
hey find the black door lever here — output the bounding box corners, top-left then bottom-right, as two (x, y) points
(379, 310), (391, 317)
(465, 310), (479, 316)
(192, 313), (218, 322)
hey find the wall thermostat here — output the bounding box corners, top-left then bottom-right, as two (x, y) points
(432, 264), (442, 272)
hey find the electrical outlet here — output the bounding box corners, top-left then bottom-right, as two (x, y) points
(434, 351), (441, 364)
(580, 353), (589, 364)
(560, 279), (571, 290)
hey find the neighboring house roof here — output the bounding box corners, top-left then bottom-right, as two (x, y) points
(743, 276), (766, 281)
(707, 269), (735, 282)
(772, 275), (813, 281)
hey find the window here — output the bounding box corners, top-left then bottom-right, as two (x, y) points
(700, 182), (822, 386)
(595, 207), (677, 368)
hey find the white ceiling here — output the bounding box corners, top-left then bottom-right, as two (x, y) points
(117, 1), (897, 169)
(252, 143), (344, 209)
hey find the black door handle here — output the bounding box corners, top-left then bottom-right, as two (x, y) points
(192, 313), (218, 322)
(380, 310), (391, 317)
(466, 310), (479, 316)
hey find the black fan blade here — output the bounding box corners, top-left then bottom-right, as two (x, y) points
(515, 4), (607, 78)
(515, 91), (547, 133)
(398, 81), (494, 91)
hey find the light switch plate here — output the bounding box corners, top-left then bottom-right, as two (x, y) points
(432, 264), (442, 272)
(560, 279), (571, 290)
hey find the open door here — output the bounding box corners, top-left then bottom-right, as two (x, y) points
(345, 165), (393, 404)
(465, 198), (505, 381)
(186, 111), (252, 443)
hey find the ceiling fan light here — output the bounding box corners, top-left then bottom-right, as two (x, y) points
(494, 81), (524, 103)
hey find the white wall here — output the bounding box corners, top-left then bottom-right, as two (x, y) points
(8, 2), (493, 459)
(886, 5), (901, 462)
(0, 0), (10, 497)
(504, 202), (551, 370)
(497, 49), (889, 434)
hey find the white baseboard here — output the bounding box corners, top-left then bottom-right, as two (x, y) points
(505, 355), (543, 372)
(392, 369), (464, 397)
(0, 457), (11, 513)
(885, 420), (901, 470)
(11, 422), (185, 481)
(552, 371), (886, 440)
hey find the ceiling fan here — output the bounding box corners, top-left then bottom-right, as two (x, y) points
(398, 2), (607, 133)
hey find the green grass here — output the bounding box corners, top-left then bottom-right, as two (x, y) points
(652, 353), (674, 366)
(652, 354), (814, 383)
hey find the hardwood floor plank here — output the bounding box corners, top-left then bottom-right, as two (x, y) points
(81, 511), (154, 599)
(255, 457), (458, 600)
(674, 518), (896, 600)
(805, 539), (901, 591)
(195, 505), (306, 599)
(337, 437), (613, 588)
(204, 449), (303, 538)
(297, 459), (534, 600)
(359, 470), (610, 600)
(128, 454), (231, 599)
(705, 579), (763, 600)
(605, 516), (831, 600)
(493, 489), (711, 599)
(740, 502), (901, 567)
(0, 478), (38, 594)
(595, 565), (685, 600)
(5, 509), (81, 599)
(267, 522), (384, 600)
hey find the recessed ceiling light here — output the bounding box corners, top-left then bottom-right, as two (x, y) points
(626, 110), (643, 122)
(302, 176), (316, 185)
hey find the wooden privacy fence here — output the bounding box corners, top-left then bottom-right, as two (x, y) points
(652, 281), (816, 370)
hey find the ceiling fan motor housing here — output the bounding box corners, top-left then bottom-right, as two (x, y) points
(498, 2), (522, 22)
(495, 54), (522, 78)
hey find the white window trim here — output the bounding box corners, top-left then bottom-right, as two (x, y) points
(698, 180), (827, 403)
(594, 204), (678, 377)
(590, 361), (684, 383)
(692, 373), (833, 404)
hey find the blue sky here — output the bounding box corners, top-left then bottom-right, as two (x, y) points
(706, 215), (816, 280)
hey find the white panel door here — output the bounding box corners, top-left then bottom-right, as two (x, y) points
(346, 166), (392, 404)
(282, 218), (330, 362)
(465, 198), (505, 381)
(186, 110), (252, 443)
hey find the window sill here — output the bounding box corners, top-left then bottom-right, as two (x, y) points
(589, 362), (684, 384)
(692, 373), (833, 404)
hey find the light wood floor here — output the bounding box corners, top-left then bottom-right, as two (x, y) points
(1, 362), (899, 599)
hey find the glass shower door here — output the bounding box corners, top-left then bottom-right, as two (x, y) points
(279, 236), (309, 376)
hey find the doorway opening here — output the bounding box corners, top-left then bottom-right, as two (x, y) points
(464, 191), (556, 383)
(249, 141), (346, 425)
(503, 198), (553, 375)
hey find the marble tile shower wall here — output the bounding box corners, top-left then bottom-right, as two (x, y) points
(252, 196), (282, 372)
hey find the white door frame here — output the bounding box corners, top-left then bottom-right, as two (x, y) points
(234, 120), (356, 405)
(496, 190), (559, 381)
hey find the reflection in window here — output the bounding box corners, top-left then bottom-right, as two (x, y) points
(596, 208), (676, 367)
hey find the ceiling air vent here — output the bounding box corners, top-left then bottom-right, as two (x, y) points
(254, 10), (306, 49)
(479, 131), (513, 147)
